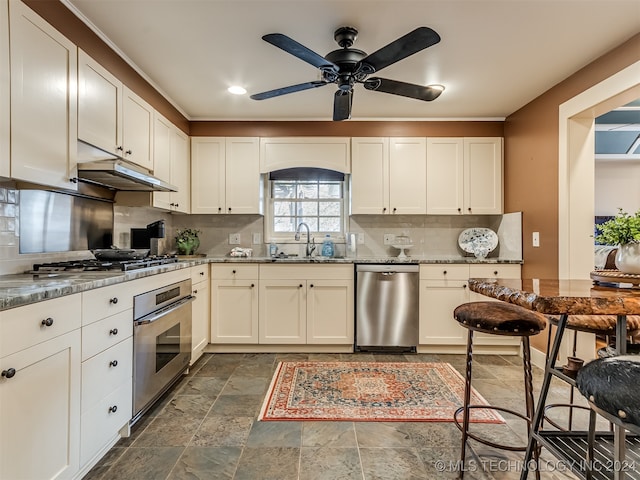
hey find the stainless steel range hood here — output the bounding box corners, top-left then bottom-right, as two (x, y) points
(77, 159), (177, 192)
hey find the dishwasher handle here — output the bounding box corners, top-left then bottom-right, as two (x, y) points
(381, 271), (397, 276)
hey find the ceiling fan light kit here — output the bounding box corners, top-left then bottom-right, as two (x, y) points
(251, 26), (443, 121)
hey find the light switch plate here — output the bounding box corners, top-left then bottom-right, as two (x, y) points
(532, 232), (540, 247)
(229, 233), (241, 245)
(383, 233), (395, 245)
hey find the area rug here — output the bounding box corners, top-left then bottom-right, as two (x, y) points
(258, 361), (504, 423)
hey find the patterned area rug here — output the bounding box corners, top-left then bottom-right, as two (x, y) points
(259, 361), (504, 423)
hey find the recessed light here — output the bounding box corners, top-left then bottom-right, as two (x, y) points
(228, 86), (247, 95)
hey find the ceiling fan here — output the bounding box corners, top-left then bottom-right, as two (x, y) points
(250, 26), (443, 121)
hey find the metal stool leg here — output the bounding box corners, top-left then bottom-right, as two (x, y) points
(522, 336), (541, 480)
(459, 328), (474, 478)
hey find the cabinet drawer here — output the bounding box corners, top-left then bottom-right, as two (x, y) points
(420, 264), (470, 281)
(81, 310), (133, 361)
(81, 336), (132, 413)
(260, 264), (354, 280)
(191, 264), (209, 283)
(82, 283), (134, 326)
(0, 294), (81, 358)
(80, 382), (132, 466)
(470, 264), (521, 279)
(211, 264), (258, 280)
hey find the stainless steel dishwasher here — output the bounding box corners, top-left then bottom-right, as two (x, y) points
(355, 264), (419, 353)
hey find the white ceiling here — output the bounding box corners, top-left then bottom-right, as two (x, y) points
(64, 0), (640, 122)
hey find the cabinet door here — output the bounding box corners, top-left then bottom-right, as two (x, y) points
(0, 330), (81, 480)
(351, 137), (389, 214)
(0, 0), (9, 178)
(191, 279), (210, 363)
(122, 86), (153, 171)
(191, 137), (225, 214)
(77, 49), (122, 156)
(464, 137), (503, 214)
(259, 280), (306, 344)
(152, 112), (173, 210)
(170, 127), (190, 213)
(9, 0), (77, 190)
(389, 137), (426, 214)
(211, 279), (258, 343)
(225, 137), (260, 214)
(426, 138), (464, 214)
(306, 279), (354, 344)
(419, 280), (469, 346)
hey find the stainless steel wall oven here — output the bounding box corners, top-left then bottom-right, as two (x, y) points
(132, 278), (193, 424)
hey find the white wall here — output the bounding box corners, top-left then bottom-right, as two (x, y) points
(595, 160), (640, 215)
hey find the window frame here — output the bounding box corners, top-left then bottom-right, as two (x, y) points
(264, 174), (349, 244)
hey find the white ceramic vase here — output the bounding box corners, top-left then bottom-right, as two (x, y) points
(614, 243), (640, 274)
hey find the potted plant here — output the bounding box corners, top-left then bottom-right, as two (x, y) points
(594, 208), (640, 274)
(175, 228), (201, 256)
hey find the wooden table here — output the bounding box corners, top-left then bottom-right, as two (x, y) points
(468, 278), (640, 480)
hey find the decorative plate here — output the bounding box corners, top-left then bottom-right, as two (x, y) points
(458, 228), (499, 259)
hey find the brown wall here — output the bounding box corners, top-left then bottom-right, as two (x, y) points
(504, 33), (640, 280)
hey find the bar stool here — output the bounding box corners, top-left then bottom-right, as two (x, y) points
(543, 315), (640, 431)
(453, 301), (547, 477)
(576, 355), (640, 480)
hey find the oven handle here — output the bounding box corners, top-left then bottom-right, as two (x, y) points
(134, 295), (194, 326)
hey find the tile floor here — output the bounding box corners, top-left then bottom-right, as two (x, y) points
(85, 352), (595, 480)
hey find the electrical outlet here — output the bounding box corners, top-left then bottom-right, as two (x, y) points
(357, 233), (365, 244)
(532, 231), (540, 247)
(383, 233), (395, 245)
(252, 232), (262, 244)
(229, 233), (241, 245)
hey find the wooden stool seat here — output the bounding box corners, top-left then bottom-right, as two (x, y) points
(454, 301), (547, 336)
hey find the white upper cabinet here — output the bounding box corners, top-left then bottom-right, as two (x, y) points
(78, 50), (154, 171)
(351, 137), (426, 214)
(78, 49), (122, 158)
(426, 137), (503, 215)
(153, 112), (189, 213)
(0, 0), (9, 179)
(191, 137), (260, 214)
(260, 137), (351, 173)
(9, 0), (77, 190)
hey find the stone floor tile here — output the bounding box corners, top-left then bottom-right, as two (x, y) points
(299, 447), (363, 480)
(355, 422), (419, 448)
(156, 394), (215, 420)
(233, 362), (276, 378)
(246, 420), (303, 447)
(190, 415), (253, 447)
(233, 447), (300, 480)
(131, 416), (202, 447)
(208, 394), (263, 417)
(359, 447), (428, 480)
(167, 446), (242, 480)
(173, 376), (227, 396)
(99, 446), (184, 480)
(302, 421), (358, 447)
(220, 376), (268, 396)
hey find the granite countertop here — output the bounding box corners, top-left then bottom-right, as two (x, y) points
(0, 256), (522, 311)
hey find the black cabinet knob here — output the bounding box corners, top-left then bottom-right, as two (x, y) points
(41, 317), (54, 327)
(125, 149), (132, 155)
(228, 207), (232, 212)
(443, 270), (447, 275)
(2, 368), (16, 378)
(109, 328), (118, 336)
(457, 207), (462, 213)
(218, 207), (222, 212)
(494, 271), (498, 276)
(393, 207), (397, 213)
(251, 284), (255, 288)
(463, 284), (467, 289)
(468, 207), (472, 212)
(382, 207), (387, 213)
(110, 297), (118, 304)
(232, 270), (236, 274)
(69, 177), (78, 184)
(116, 146), (123, 151)
(199, 272), (204, 276)
(108, 405), (118, 414)
(299, 284), (303, 288)
(109, 360), (118, 368)
(193, 289), (198, 294)
(309, 284), (314, 288)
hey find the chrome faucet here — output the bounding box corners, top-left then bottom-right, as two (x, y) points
(295, 222), (316, 257)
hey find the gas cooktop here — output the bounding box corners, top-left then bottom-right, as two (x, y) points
(31, 256), (179, 273)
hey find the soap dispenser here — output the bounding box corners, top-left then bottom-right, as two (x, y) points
(321, 234), (334, 257)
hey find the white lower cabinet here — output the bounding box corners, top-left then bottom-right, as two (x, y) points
(211, 265), (259, 343)
(0, 295), (82, 480)
(259, 265), (354, 345)
(191, 264), (210, 364)
(419, 264), (521, 350)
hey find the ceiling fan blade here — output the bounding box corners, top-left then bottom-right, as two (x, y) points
(262, 33), (338, 71)
(250, 81), (328, 100)
(364, 77), (444, 101)
(356, 27), (440, 74)
(333, 90), (352, 121)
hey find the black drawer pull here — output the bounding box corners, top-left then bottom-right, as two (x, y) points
(2, 368), (16, 379)
(109, 360), (118, 368)
(110, 328), (118, 336)
(110, 297), (118, 304)
(251, 283), (255, 288)
(108, 405), (118, 414)
(199, 271), (204, 276)
(41, 317), (54, 327)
